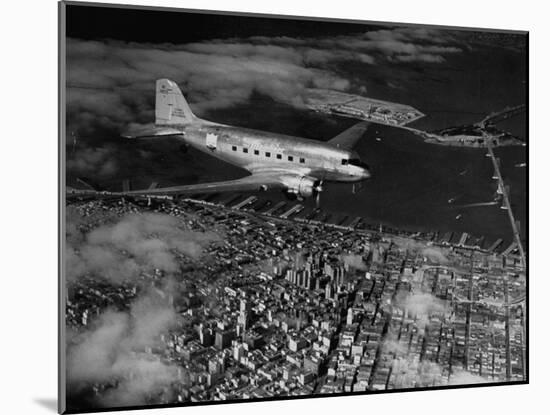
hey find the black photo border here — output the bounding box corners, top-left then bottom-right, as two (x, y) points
(58, 1), (529, 413)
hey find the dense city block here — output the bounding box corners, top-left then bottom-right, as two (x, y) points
(66, 198), (526, 407)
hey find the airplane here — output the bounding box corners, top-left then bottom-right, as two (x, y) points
(75, 79), (372, 206)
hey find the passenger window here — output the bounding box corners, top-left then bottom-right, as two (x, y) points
(254, 150), (259, 155)
(266, 152), (271, 157)
(232, 146), (237, 151)
(288, 156), (293, 162)
(243, 148), (248, 153)
(276, 154), (282, 159)
(299, 158), (305, 163)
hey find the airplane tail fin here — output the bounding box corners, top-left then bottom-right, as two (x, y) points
(155, 78), (195, 126)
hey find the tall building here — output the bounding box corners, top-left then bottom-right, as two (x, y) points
(324, 263), (334, 279)
(303, 269), (311, 289)
(334, 266), (345, 287)
(238, 299), (251, 332)
(325, 282), (334, 300)
(232, 341), (247, 362)
(215, 327), (236, 349)
(240, 298), (250, 313)
(199, 323), (214, 346)
(346, 307), (354, 325)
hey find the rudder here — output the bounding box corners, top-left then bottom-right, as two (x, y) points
(155, 79), (195, 125)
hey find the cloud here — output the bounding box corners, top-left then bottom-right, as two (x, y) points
(448, 370), (488, 385)
(67, 290), (180, 407)
(341, 254), (367, 271)
(383, 315), (487, 387)
(421, 247), (449, 263)
(390, 357), (487, 388)
(401, 292), (448, 318)
(382, 336), (409, 355)
(65, 209), (222, 407)
(383, 284), (488, 388)
(66, 38), (351, 135)
(67, 146), (118, 177)
(392, 237), (449, 263)
(393, 53), (446, 63)
(393, 290), (450, 335)
(66, 210), (221, 283)
(249, 27), (462, 64)
(66, 27), (463, 136)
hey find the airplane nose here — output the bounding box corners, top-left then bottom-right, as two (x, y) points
(362, 168), (371, 179)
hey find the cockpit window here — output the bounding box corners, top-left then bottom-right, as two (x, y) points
(348, 158), (370, 169)
(341, 159), (348, 165)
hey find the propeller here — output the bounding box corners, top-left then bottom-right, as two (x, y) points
(352, 181), (365, 194)
(314, 180), (324, 208)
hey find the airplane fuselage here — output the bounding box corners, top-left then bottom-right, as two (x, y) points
(178, 119), (370, 183)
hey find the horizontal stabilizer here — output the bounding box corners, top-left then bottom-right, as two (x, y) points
(328, 121), (370, 150)
(121, 124), (183, 139)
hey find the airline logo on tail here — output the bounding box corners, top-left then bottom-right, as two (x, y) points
(155, 78), (195, 126)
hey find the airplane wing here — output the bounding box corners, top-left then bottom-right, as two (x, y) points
(327, 121), (370, 150)
(118, 172), (289, 197)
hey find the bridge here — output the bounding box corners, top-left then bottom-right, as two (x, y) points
(480, 104), (526, 127)
(485, 138), (526, 269)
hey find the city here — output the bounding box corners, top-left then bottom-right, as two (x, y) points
(66, 194), (526, 407)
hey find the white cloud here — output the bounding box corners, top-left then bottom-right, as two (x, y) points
(67, 290), (181, 407)
(66, 28), (463, 135)
(66, 210), (221, 283)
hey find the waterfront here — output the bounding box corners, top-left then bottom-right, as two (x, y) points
(65, 197), (525, 410)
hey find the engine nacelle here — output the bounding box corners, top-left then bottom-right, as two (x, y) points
(284, 176), (318, 198)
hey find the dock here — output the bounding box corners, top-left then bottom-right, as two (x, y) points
(280, 204), (304, 219)
(232, 196), (257, 210)
(264, 201), (286, 216)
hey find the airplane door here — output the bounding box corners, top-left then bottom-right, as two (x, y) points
(206, 132), (218, 150)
